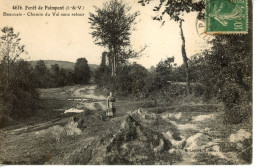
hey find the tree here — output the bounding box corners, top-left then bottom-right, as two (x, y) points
(74, 58), (91, 84)
(51, 64), (60, 76)
(89, 0), (140, 76)
(34, 60), (50, 88)
(0, 26), (26, 93)
(139, 0), (205, 94)
(129, 63), (148, 95)
(94, 52), (111, 87)
(50, 64), (67, 87)
(8, 60), (38, 118)
(203, 33), (252, 124)
(0, 27), (38, 124)
(155, 57), (175, 87)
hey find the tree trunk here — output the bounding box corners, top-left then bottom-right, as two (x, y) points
(5, 41), (10, 93)
(111, 58), (115, 76)
(179, 20), (191, 94)
(109, 46), (116, 77)
(113, 49), (117, 76)
(111, 46), (117, 77)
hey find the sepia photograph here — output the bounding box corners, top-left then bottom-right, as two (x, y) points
(0, 0), (253, 165)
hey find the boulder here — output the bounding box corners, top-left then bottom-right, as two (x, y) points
(185, 133), (211, 151)
(229, 129), (251, 143)
(163, 130), (186, 149)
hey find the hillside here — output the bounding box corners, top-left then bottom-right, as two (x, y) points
(29, 60), (99, 71)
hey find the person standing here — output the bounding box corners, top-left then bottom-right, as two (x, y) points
(107, 92), (116, 118)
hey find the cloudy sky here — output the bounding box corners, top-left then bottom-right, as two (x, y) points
(0, 0), (211, 68)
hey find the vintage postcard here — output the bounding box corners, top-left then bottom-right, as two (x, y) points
(0, 0), (252, 165)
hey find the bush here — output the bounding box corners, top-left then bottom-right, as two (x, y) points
(223, 104), (251, 124)
(0, 60), (39, 126)
(191, 83), (205, 97)
(220, 83), (251, 124)
(95, 63), (148, 98)
(167, 83), (187, 97)
(94, 64), (111, 87)
(9, 60), (39, 118)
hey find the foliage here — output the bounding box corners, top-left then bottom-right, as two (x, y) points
(34, 60), (52, 88)
(0, 27), (39, 124)
(89, 0), (140, 76)
(74, 58), (91, 85)
(50, 64), (68, 87)
(138, 0), (204, 22)
(138, 0), (205, 94)
(155, 57), (174, 85)
(142, 57), (174, 98)
(7, 60), (39, 118)
(33, 58), (92, 88)
(95, 62), (148, 98)
(129, 63), (149, 95)
(201, 10), (252, 124)
(34, 61), (69, 88)
(94, 63), (111, 88)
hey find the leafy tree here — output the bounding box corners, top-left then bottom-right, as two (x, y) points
(50, 64), (60, 87)
(142, 57), (174, 97)
(139, 0), (205, 94)
(155, 57), (175, 85)
(202, 1), (252, 124)
(0, 27), (38, 125)
(66, 71), (75, 85)
(51, 64), (60, 76)
(34, 60), (51, 88)
(57, 68), (67, 87)
(0, 26), (26, 93)
(74, 58), (91, 84)
(203, 34), (252, 123)
(149, 66), (156, 73)
(101, 51), (108, 67)
(8, 60), (38, 118)
(172, 65), (186, 82)
(129, 62), (148, 95)
(95, 52), (111, 87)
(89, 0), (140, 76)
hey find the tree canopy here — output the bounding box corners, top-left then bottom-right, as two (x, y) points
(89, 0), (140, 76)
(0, 27), (38, 124)
(74, 58), (91, 84)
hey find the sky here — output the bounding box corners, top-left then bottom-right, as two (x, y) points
(0, 0), (212, 68)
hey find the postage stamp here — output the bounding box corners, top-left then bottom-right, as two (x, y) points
(206, 0), (247, 33)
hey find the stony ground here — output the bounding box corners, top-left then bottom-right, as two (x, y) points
(0, 85), (252, 165)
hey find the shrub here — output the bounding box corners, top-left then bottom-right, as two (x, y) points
(8, 60), (39, 118)
(0, 60), (39, 126)
(191, 83), (205, 97)
(95, 63), (148, 98)
(220, 83), (251, 124)
(223, 104), (251, 124)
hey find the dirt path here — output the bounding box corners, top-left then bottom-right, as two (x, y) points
(67, 85), (107, 112)
(0, 85), (251, 165)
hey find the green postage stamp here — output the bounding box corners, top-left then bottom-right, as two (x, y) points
(206, 0), (247, 33)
